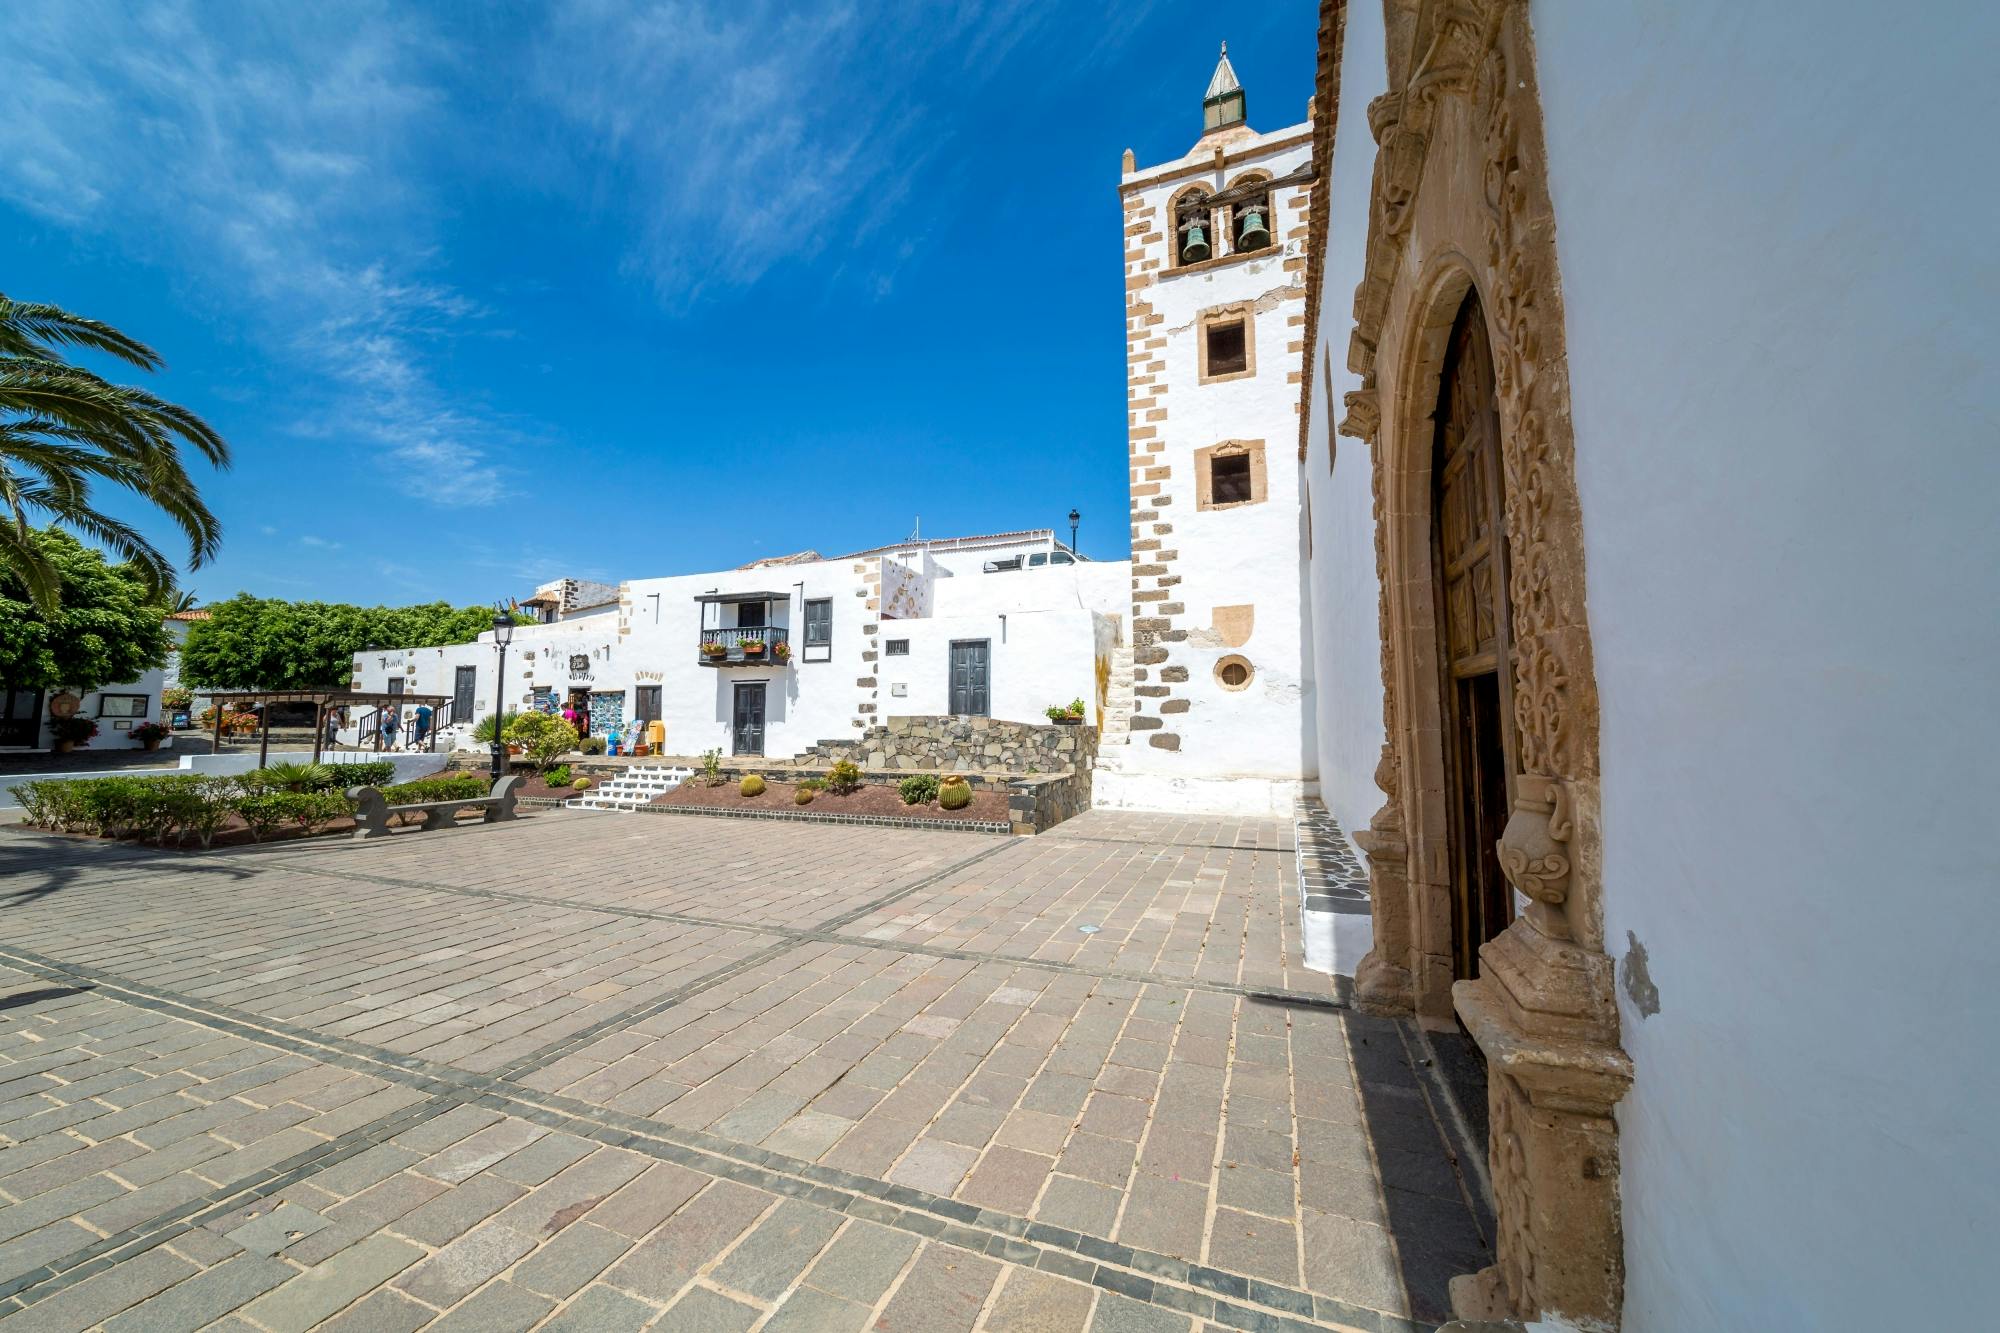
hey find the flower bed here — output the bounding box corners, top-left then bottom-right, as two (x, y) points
(655, 776), (1010, 825)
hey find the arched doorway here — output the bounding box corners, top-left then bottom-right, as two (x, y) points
(1429, 293), (1516, 980)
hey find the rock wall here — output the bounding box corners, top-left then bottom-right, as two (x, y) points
(798, 716), (1097, 777)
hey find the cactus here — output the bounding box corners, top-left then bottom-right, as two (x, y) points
(741, 775), (766, 798)
(794, 786), (815, 805)
(938, 776), (972, 811)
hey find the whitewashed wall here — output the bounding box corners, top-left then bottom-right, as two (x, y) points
(1531, 2), (2000, 1327)
(1103, 124), (1317, 812)
(349, 549), (1130, 761)
(1300, 1), (1389, 841)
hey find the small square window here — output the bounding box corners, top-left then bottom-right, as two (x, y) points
(885, 639), (910, 656)
(1206, 320), (1247, 376)
(1211, 453), (1253, 505)
(804, 598), (832, 647)
(97, 694), (147, 719)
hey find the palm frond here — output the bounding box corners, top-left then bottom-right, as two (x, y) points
(0, 296), (163, 370)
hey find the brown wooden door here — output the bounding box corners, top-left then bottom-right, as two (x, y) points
(1432, 293), (1517, 982)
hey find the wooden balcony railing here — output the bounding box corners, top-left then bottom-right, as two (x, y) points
(697, 625), (789, 666)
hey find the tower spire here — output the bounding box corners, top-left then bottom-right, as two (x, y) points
(1203, 40), (1245, 133)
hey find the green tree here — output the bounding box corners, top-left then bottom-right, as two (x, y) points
(179, 595), (503, 690)
(0, 528), (169, 694)
(0, 295), (230, 610)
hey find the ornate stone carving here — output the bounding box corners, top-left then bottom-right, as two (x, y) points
(1496, 773), (1573, 940)
(1324, 0), (1631, 1323)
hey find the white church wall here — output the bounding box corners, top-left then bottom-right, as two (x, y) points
(1534, 3), (2000, 1327)
(1301, 0), (1389, 843)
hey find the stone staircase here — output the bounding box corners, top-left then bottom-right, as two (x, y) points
(1099, 642), (1136, 747)
(565, 765), (694, 812)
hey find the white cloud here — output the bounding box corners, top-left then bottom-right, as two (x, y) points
(0, 1), (522, 505)
(297, 535), (343, 550)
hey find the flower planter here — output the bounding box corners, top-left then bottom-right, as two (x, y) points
(54, 740), (73, 754)
(1052, 715), (1084, 726)
(142, 739), (162, 752)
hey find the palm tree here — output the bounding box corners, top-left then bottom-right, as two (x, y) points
(0, 294), (231, 610)
(168, 588), (201, 614)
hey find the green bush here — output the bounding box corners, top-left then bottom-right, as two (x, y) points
(545, 764), (572, 788)
(580, 736), (607, 755)
(381, 775), (488, 805)
(15, 780), (90, 832)
(701, 748), (723, 786)
(470, 711), (520, 744)
(794, 786), (815, 805)
(333, 760), (396, 789)
(938, 776), (972, 811)
(235, 790), (348, 841)
(740, 775), (766, 798)
(504, 712), (581, 771)
(795, 776), (825, 793)
(826, 760), (862, 795)
(898, 774), (940, 805)
(176, 778), (240, 850)
(245, 760), (337, 793)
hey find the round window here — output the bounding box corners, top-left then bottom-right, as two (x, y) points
(1214, 656), (1253, 690)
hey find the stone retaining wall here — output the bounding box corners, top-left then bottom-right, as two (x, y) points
(798, 716), (1097, 776)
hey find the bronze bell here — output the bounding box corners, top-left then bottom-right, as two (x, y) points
(1181, 222), (1211, 263)
(1237, 205), (1270, 251)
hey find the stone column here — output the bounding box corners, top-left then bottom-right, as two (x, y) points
(1450, 775), (1631, 1325)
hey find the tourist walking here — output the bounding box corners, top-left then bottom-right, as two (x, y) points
(378, 707), (400, 751)
(411, 703), (433, 750)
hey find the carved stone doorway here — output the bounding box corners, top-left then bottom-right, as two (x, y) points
(1431, 293), (1517, 982)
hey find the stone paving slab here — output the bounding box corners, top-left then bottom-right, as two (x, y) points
(0, 809), (1486, 1329)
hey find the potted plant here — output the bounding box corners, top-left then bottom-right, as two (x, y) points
(739, 637), (766, 657)
(1044, 699), (1087, 725)
(702, 640), (728, 659)
(771, 640), (791, 663)
(129, 721), (172, 752)
(49, 715), (98, 753)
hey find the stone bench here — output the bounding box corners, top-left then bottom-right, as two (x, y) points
(347, 776), (522, 841)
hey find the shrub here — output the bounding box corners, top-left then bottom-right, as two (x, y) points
(573, 776), (592, 791)
(381, 775), (488, 805)
(16, 780), (90, 832)
(898, 774), (940, 806)
(332, 760), (396, 789)
(794, 786), (815, 805)
(826, 760), (862, 795)
(504, 712), (581, 771)
(470, 711), (520, 744)
(795, 776), (825, 793)
(581, 736), (607, 755)
(236, 791), (348, 841)
(701, 748), (723, 787)
(129, 721), (172, 745)
(938, 776), (972, 811)
(160, 686), (194, 712)
(247, 760), (338, 793)
(176, 778), (240, 849)
(545, 764), (572, 788)
(740, 775), (766, 798)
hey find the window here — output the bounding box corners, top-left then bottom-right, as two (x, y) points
(1212, 453), (1253, 504)
(634, 685), (662, 723)
(452, 665), (476, 723)
(804, 599), (832, 647)
(1206, 320), (1247, 377)
(885, 639), (910, 656)
(386, 678), (405, 697)
(97, 694), (147, 719)
(1196, 440), (1267, 511)
(1215, 656), (1254, 690)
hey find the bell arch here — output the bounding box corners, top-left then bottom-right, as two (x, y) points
(1222, 170), (1275, 254)
(1333, 1), (1632, 1324)
(1167, 183), (1215, 266)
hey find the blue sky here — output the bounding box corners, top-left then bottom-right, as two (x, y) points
(4, 1), (1315, 606)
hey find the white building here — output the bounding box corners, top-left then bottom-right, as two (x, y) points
(1296, 1), (1999, 1328)
(0, 611), (201, 753)
(1092, 46), (1318, 817)
(347, 530), (1127, 761)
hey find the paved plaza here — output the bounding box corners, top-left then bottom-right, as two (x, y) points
(0, 809), (1490, 1331)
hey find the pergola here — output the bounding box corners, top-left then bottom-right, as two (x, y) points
(204, 690), (455, 768)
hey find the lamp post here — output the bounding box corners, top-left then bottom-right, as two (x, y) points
(1068, 508), (1081, 556)
(489, 608), (515, 781)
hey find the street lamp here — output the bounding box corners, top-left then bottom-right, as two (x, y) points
(1068, 508), (1081, 555)
(489, 608), (515, 780)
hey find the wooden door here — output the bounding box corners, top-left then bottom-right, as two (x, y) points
(1432, 294), (1518, 982)
(0, 687), (41, 748)
(949, 641), (990, 716)
(452, 666), (476, 723)
(732, 683), (765, 755)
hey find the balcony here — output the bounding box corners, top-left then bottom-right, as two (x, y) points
(698, 625), (789, 667)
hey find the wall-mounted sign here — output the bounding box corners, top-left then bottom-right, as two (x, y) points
(568, 655), (592, 679)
